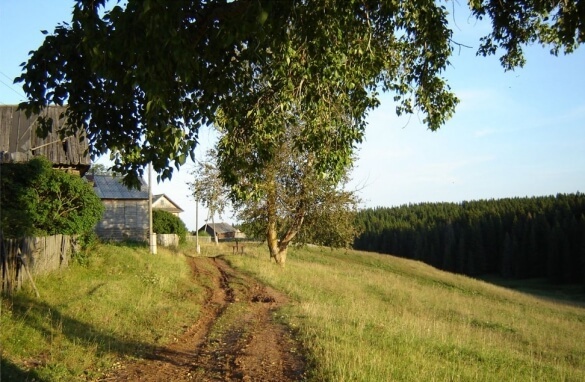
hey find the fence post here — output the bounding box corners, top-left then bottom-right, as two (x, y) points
(18, 248), (40, 298)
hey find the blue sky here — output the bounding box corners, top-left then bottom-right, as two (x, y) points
(1, 1), (584, 230)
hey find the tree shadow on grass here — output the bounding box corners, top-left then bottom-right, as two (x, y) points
(1, 357), (46, 382)
(480, 275), (585, 307)
(9, 294), (157, 359)
(5, 294), (198, 377)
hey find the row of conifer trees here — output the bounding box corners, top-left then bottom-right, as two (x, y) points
(353, 193), (585, 285)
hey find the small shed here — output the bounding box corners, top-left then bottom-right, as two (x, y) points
(0, 105), (90, 175)
(198, 223), (246, 241)
(152, 194), (184, 216)
(87, 174), (149, 242)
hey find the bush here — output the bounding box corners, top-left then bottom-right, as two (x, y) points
(72, 231), (101, 266)
(153, 210), (188, 243)
(0, 157), (104, 238)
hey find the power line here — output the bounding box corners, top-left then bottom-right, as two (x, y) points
(0, 70), (16, 83)
(0, 72), (26, 103)
(0, 70), (26, 101)
(0, 78), (25, 99)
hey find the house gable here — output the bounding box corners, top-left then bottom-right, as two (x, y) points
(152, 194), (184, 216)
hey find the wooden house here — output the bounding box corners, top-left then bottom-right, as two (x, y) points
(152, 194), (184, 217)
(198, 223), (246, 241)
(0, 105), (90, 175)
(87, 174), (149, 242)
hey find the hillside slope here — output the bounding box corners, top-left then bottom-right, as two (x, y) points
(227, 244), (585, 381)
(2, 242), (583, 381)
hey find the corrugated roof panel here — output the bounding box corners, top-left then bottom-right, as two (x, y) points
(89, 175), (148, 199)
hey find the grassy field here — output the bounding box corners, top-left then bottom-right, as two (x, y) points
(0, 242), (208, 381)
(2, 241), (584, 381)
(226, 243), (585, 381)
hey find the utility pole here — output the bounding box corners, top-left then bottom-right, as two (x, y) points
(195, 199), (200, 254)
(148, 163), (157, 254)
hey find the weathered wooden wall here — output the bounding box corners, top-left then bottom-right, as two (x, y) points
(95, 200), (149, 242)
(0, 105), (90, 173)
(1, 234), (74, 294)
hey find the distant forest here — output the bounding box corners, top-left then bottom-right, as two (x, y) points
(353, 193), (585, 285)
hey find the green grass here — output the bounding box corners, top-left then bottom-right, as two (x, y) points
(225, 244), (585, 381)
(1, 242), (206, 381)
(3, 240), (584, 381)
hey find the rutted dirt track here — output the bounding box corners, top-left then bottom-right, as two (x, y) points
(100, 256), (307, 381)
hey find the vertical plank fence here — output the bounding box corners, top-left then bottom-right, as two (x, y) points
(1, 234), (75, 295)
(1, 238), (21, 295)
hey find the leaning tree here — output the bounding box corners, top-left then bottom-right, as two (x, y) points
(219, 115), (360, 265)
(189, 127), (360, 266)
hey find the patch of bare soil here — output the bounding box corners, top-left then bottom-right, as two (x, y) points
(99, 256), (307, 381)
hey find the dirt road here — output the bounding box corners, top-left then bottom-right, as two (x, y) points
(100, 256), (306, 381)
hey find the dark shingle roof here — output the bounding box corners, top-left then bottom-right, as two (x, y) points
(199, 223), (238, 234)
(88, 174), (148, 199)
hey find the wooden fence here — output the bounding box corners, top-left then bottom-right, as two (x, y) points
(1, 234), (75, 295)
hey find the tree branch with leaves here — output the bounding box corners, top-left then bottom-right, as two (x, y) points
(15, 0), (583, 190)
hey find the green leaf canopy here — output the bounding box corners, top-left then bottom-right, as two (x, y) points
(16, 0), (583, 187)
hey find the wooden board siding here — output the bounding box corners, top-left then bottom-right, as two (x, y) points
(95, 200), (149, 242)
(0, 105), (90, 174)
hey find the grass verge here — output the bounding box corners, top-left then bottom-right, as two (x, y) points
(1, 242), (206, 381)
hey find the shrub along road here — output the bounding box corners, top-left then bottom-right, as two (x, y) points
(101, 256), (307, 381)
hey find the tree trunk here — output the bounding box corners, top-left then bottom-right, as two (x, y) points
(264, 174), (304, 267)
(266, 211), (284, 265)
(265, 203), (303, 267)
(274, 247), (287, 266)
(266, 232), (287, 267)
(211, 214), (218, 245)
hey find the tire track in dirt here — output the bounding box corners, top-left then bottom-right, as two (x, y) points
(99, 256), (306, 381)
